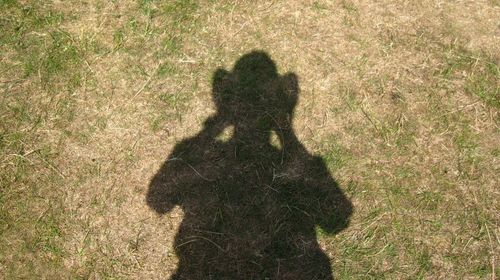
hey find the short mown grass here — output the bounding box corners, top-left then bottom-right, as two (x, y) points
(1, 0), (498, 279)
(0, 1), (86, 277)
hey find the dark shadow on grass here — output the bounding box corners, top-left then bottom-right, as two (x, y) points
(147, 51), (353, 279)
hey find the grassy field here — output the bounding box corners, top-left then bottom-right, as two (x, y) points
(1, 0), (499, 279)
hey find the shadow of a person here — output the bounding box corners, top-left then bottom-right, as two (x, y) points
(147, 51), (353, 279)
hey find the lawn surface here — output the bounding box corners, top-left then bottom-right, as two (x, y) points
(1, 0), (499, 279)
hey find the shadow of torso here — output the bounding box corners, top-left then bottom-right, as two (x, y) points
(148, 125), (350, 279)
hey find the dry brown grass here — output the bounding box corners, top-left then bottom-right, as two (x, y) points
(1, 0), (499, 278)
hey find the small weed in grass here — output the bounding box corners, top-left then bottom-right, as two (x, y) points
(312, 1), (328, 12)
(157, 62), (178, 77)
(321, 136), (351, 172)
(454, 126), (482, 179)
(441, 46), (499, 108)
(416, 248), (432, 278)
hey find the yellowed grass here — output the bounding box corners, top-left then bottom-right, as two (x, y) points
(1, 0), (499, 278)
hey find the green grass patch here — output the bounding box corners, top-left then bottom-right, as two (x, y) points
(0, 2), (89, 278)
(320, 136), (352, 172)
(440, 46), (499, 108)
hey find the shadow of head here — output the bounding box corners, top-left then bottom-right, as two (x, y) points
(211, 51), (299, 134)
